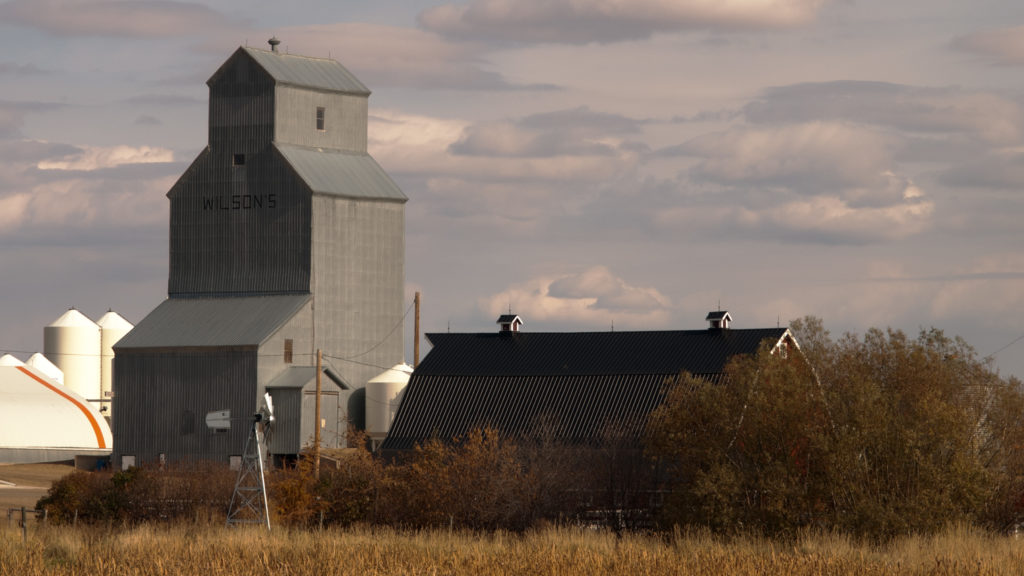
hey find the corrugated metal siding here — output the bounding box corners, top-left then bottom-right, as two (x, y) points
(267, 387), (302, 454)
(167, 148), (312, 296)
(275, 86), (368, 152)
(381, 373), (674, 451)
(112, 350), (257, 464)
(208, 53), (275, 153)
(311, 196), (405, 403)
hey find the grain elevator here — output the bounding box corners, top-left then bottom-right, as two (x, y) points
(112, 40), (406, 467)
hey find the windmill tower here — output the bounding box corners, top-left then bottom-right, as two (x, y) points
(226, 394), (274, 529)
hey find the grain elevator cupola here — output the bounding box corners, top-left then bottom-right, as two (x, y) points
(112, 42), (407, 468)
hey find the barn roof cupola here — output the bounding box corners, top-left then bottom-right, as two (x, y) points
(497, 314), (523, 333)
(268, 36), (281, 52)
(706, 310), (732, 330)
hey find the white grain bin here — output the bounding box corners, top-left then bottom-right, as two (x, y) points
(365, 363), (413, 444)
(44, 308), (100, 405)
(0, 353), (24, 366)
(97, 310), (133, 405)
(27, 352), (64, 385)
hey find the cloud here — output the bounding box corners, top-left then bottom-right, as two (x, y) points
(480, 266), (672, 328)
(672, 121), (898, 191)
(371, 108), (642, 184)
(269, 22), (551, 91)
(952, 26), (1024, 66)
(0, 62), (47, 76)
(36, 145), (174, 171)
(0, 141), (174, 236)
(0, 0), (235, 37)
(419, 0), (827, 44)
(744, 81), (1022, 145)
(450, 107), (645, 157)
(929, 254), (1024, 332)
(0, 100), (65, 139)
(653, 121), (934, 243)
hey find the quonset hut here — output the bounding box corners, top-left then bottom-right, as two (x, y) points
(112, 40), (406, 468)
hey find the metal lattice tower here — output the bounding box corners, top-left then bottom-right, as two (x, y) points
(226, 415), (271, 530)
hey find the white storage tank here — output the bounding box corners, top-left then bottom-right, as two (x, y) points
(44, 308), (101, 406)
(27, 352), (64, 385)
(97, 310), (133, 407)
(365, 363), (413, 445)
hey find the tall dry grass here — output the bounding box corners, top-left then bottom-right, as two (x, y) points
(2, 522), (1023, 575)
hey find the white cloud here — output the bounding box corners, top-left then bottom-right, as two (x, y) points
(481, 266), (672, 328)
(370, 109), (641, 183)
(0, 142), (173, 236)
(420, 0), (826, 44)
(37, 145), (174, 171)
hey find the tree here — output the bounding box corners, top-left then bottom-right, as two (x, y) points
(647, 318), (1024, 538)
(646, 345), (834, 535)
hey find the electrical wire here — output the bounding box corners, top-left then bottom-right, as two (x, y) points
(985, 332), (1024, 361)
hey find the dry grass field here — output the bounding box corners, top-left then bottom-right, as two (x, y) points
(1, 522), (1023, 575)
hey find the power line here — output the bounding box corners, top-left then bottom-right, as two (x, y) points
(985, 332), (1024, 361)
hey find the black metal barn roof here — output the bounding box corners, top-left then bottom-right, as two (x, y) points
(381, 327), (789, 452)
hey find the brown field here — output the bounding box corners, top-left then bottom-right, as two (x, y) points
(1, 522), (1023, 575)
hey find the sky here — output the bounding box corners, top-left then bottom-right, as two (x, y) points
(1, 0), (1023, 380)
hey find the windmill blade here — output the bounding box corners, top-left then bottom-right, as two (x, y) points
(261, 392), (275, 447)
(263, 392), (275, 421)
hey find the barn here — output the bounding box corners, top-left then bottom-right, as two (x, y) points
(381, 311), (795, 454)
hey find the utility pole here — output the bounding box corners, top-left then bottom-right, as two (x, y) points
(315, 348), (321, 480)
(414, 292), (421, 368)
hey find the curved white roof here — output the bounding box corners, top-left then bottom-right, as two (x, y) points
(0, 354), (24, 366)
(27, 352), (64, 385)
(368, 363), (414, 385)
(0, 365), (111, 450)
(47, 308), (98, 328)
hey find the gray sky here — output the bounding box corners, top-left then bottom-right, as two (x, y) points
(1, 0), (1023, 379)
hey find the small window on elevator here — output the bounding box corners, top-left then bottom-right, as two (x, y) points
(316, 107), (325, 131)
(232, 153), (245, 166)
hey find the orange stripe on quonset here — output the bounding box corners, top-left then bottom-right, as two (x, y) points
(17, 365), (106, 449)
